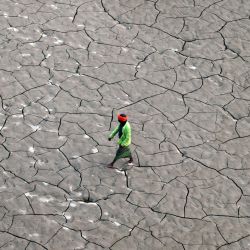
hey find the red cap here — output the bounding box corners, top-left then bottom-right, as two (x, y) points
(118, 114), (128, 122)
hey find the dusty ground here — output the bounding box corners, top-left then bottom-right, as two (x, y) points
(0, 0), (250, 249)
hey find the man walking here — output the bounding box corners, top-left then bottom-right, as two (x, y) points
(108, 113), (133, 168)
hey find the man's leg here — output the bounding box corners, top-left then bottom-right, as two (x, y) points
(128, 156), (133, 163)
(107, 158), (116, 168)
(108, 147), (120, 168)
(126, 146), (133, 165)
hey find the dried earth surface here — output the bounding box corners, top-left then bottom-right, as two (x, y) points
(0, 0), (250, 249)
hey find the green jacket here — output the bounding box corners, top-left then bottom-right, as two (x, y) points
(109, 122), (131, 147)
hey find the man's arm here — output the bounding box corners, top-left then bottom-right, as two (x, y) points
(109, 125), (119, 139)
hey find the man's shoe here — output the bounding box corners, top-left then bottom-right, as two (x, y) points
(128, 159), (134, 166)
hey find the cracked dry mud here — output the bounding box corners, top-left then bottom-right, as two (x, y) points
(0, 0), (250, 249)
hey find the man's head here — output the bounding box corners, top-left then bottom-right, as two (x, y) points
(118, 113), (128, 124)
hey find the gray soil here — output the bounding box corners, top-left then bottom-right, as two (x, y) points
(0, 0), (250, 249)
